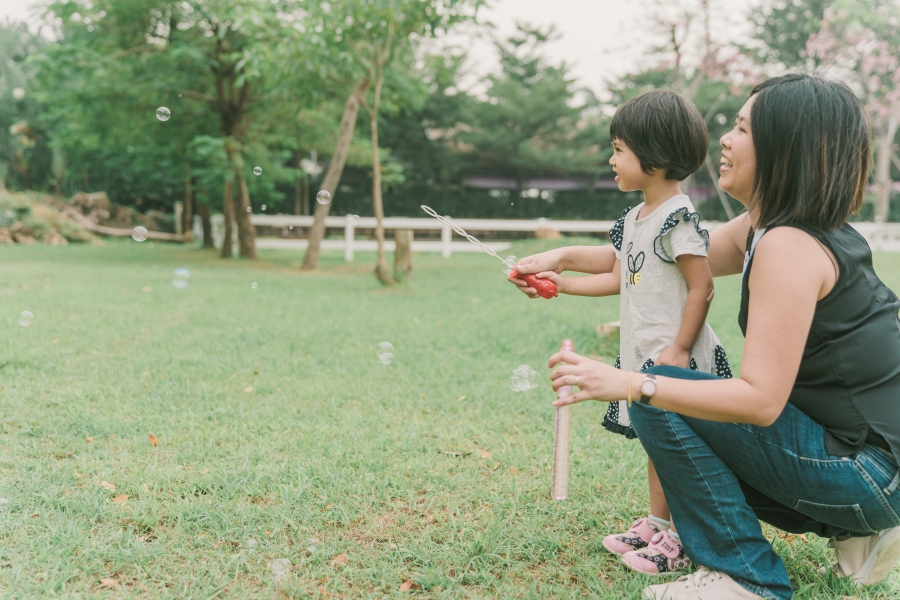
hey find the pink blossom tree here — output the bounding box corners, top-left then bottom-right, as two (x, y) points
(806, 1), (900, 222)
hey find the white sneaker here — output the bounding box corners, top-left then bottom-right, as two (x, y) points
(642, 568), (763, 599)
(830, 526), (900, 585)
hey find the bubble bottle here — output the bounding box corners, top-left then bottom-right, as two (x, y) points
(552, 339), (574, 500)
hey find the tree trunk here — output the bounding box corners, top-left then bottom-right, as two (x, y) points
(182, 175), (194, 240)
(294, 148), (302, 215)
(197, 203), (214, 249)
(221, 180), (235, 258)
(370, 72), (393, 285)
(301, 78), (369, 271)
(875, 106), (899, 222)
(233, 161), (258, 259)
(394, 229), (413, 282)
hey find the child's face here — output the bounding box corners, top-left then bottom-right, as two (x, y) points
(609, 139), (651, 192)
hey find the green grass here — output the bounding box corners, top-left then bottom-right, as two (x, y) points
(1, 238), (899, 599)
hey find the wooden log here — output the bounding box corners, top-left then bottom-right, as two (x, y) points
(62, 207), (189, 243)
(393, 229), (413, 282)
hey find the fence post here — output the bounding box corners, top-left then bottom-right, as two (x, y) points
(345, 214), (356, 262)
(441, 218), (452, 258)
(174, 201), (183, 235)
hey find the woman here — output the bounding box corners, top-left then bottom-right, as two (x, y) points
(511, 74), (900, 600)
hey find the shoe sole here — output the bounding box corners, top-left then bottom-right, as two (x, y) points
(602, 539), (642, 555)
(621, 556), (687, 577)
(854, 527), (900, 586)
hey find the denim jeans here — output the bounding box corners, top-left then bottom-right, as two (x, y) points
(628, 365), (900, 600)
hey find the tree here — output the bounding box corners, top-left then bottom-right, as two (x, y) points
(459, 25), (607, 198)
(806, 0), (900, 222)
(750, 0), (830, 68)
(344, 0), (483, 284)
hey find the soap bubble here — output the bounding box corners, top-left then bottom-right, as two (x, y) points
(376, 341), (393, 365)
(510, 365), (539, 392)
(253, 166), (262, 176)
(155, 107), (170, 121)
(18, 311), (33, 327)
(260, 204), (266, 211)
(715, 113), (728, 125)
(316, 190), (331, 205)
(12, 88), (25, 100)
(171, 268), (190, 290)
(502, 255), (518, 275)
(245, 206), (251, 212)
(251, 282), (258, 289)
(132, 226), (148, 242)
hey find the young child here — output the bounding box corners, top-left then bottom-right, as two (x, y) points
(534, 90), (733, 575)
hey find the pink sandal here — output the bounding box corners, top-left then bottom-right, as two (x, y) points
(602, 517), (663, 555)
(622, 530), (692, 575)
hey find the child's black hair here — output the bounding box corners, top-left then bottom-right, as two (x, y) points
(609, 90), (709, 181)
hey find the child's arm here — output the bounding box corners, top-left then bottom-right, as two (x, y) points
(657, 254), (714, 367)
(537, 260), (621, 297)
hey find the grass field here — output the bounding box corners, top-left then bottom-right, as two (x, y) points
(1, 238), (899, 599)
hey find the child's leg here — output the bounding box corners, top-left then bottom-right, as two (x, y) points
(648, 459), (671, 523)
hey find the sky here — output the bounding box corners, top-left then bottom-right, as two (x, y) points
(0, 0), (764, 94)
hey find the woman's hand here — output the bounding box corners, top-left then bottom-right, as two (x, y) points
(508, 249), (565, 298)
(548, 351), (630, 407)
(657, 344), (691, 369)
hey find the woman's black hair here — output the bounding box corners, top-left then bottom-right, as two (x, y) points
(748, 73), (871, 229)
(609, 90), (709, 181)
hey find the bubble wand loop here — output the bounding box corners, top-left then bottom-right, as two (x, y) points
(420, 206), (558, 299)
(552, 339), (574, 500)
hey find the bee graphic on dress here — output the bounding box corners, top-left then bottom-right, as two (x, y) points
(626, 246), (645, 287)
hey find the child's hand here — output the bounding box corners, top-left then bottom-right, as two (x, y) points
(509, 250), (564, 298)
(656, 344), (691, 369)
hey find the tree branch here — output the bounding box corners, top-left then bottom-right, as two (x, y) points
(180, 90), (217, 103)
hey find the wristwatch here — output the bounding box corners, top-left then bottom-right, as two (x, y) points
(640, 374), (657, 405)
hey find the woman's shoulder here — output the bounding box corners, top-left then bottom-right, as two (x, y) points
(752, 227), (837, 296)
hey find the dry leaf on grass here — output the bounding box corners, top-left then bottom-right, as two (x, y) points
(112, 494), (128, 504)
(324, 502), (333, 510)
(244, 387), (253, 393)
(99, 578), (121, 588)
(399, 580), (420, 591)
(509, 466), (517, 475)
(100, 481), (116, 491)
(329, 553), (348, 569)
(479, 449), (492, 459)
(86, 436), (93, 443)
(148, 434), (159, 447)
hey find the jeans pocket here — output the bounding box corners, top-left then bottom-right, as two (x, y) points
(792, 499), (875, 534)
(857, 446), (900, 495)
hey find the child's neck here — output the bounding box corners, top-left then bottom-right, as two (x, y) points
(639, 179), (683, 217)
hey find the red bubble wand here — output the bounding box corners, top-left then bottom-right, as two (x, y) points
(420, 206), (558, 299)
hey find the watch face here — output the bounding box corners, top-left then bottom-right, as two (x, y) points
(641, 378), (657, 396)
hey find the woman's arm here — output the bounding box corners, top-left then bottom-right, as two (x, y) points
(707, 213), (751, 277)
(549, 227), (835, 426)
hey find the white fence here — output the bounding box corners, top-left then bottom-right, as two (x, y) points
(199, 214), (900, 261)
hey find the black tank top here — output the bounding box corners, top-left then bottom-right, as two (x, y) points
(739, 223), (900, 465)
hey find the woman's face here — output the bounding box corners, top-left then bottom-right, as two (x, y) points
(718, 95), (757, 206)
